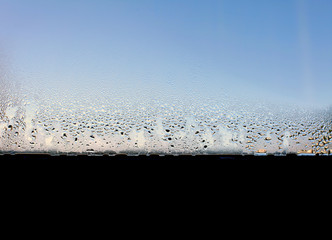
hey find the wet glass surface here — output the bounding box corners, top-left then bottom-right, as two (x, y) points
(1, 84), (331, 156)
(1, 0), (331, 156)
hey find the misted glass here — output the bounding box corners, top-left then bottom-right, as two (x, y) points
(1, 0), (331, 156)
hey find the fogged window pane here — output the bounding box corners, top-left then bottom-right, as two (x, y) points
(1, 0), (331, 155)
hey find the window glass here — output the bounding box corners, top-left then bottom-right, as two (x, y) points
(1, 0), (331, 155)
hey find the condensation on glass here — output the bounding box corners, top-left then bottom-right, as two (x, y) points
(1, 83), (331, 156)
(1, 0), (332, 156)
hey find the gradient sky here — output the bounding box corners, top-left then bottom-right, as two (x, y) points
(1, 0), (332, 107)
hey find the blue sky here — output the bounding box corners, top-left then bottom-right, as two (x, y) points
(1, 0), (332, 107)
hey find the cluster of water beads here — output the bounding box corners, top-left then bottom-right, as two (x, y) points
(0, 88), (331, 156)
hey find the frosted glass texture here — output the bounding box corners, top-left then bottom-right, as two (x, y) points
(0, 0), (331, 156)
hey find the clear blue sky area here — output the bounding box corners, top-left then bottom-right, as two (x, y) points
(1, 0), (332, 106)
